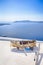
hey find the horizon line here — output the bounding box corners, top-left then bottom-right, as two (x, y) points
(0, 19), (43, 22)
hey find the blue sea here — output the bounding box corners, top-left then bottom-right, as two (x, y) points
(0, 22), (43, 41)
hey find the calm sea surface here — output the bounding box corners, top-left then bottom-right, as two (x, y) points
(0, 22), (43, 41)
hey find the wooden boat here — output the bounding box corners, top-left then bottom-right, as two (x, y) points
(10, 40), (36, 50)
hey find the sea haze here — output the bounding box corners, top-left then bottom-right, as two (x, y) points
(0, 20), (43, 41)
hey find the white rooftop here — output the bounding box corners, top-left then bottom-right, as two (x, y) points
(0, 40), (43, 65)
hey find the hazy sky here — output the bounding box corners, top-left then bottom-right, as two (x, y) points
(0, 0), (43, 21)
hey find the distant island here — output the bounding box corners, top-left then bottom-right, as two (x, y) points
(0, 23), (10, 26)
(13, 20), (43, 23)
